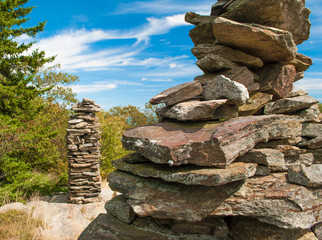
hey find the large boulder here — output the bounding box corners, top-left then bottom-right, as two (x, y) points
(221, 0), (311, 45)
(212, 17), (297, 63)
(122, 115), (302, 167)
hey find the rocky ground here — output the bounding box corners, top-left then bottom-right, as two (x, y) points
(0, 181), (115, 240)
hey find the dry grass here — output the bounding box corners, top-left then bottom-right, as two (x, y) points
(0, 209), (45, 240)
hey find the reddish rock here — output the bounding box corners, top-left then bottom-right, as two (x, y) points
(150, 81), (203, 106)
(212, 17), (297, 63)
(122, 115), (301, 167)
(256, 63), (297, 100)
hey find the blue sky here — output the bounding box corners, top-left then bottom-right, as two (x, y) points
(23, 0), (322, 110)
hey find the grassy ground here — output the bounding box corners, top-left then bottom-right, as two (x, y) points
(0, 209), (45, 240)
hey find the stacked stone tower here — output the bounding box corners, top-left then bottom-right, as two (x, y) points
(67, 98), (103, 204)
(80, 0), (321, 239)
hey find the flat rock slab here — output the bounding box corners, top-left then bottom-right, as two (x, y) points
(203, 75), (249, 106)
(221, 0), (311, 45)
(156, 100), (229, 121)
(185, 12), (216, 26)
(212, 17), (297, 63)
(108, 171), (322, 229)
(192, 44), (263, 69)
(302, 123), (322, 138)
(264, 95), (319, 115)
(288, 164), (322, 188)
(238, 92), (273, 116)
(256, 63), (296, 100)
(112, 157), (257, 186)
(189, 22), (215, 45)
(122, 115), (301, 167)
(150, 81), (203, 106)
(229, 217), (318, 240)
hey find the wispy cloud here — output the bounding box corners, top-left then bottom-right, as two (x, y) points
(115, 0), (212, 15)
(141, 77), (173, 82)
(71, 83), (117, 93)
(294, 78), (322, 91)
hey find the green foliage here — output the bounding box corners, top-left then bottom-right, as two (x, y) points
(319, 102), (322, 112)
(0, 0), (55, 117)
(99, 103), (159, 178)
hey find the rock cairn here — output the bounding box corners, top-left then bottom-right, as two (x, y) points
(80, 0), (321, 239)
(67, 98), (103, 204)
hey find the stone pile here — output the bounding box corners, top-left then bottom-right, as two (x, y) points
(67, 98), (103, 204)
(80, 0), (321, 239)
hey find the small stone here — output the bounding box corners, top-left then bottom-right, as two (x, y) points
(150, 81), (203, 106)
(105, 195), (136, 223)
(196, 54), (238, 73)
(302, 123), (322, 138)
(288, 164), (322, 187)
(237, 148), (287, 172)
(156, 99), (228, 121)
(313, 223), (322, 240)
(238, 92), (273, 116)
(203, 75), (249, 106)
(189, 22), (215, 45)
(296, 104), (322, 123)
(288, 89), (309, 98)
(184, 12), (216, 25)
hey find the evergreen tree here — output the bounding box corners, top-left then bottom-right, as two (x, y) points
(0, 0), (54, 117)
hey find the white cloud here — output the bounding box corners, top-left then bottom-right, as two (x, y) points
(141, 78), (173, 82)
(115, 0), (212, 15)
(71, 83), (117, 93)
(294, 78), (322, 91)
(28, 13), (190, 71)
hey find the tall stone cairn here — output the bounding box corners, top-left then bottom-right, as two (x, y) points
(67, 98), (103, 204)
(80, 0), (322, 239)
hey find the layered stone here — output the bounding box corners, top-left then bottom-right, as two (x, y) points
(221, 0), (311, 45)
(212, 17), (297, 63)
(122, 115), (301, 167)
(108, 171), (322, 229)
(112, 156), (257, 186)
(288, 164), (322, 187)
(150, 81), (203, 106)
(189, 23), (215, 45)
(192, 44), (263, 68)
(196, 54), (238, 73)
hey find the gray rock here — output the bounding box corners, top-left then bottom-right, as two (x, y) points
(202, 75), (249, 106)
(192, 44), (263, 68)
(156, 99), (228, 121)
(288, 164), (322, 187)
(196, 54), (238, 73)
(302, 123), (322, 138)
(185, 12), (216, 26)
(313, 223), (322, 240)
(112, 158), (257, 186)
(189, 23), (216, 45)
(296, 104), (321, 123)
(238, 92), (273, 116)
(195, 66), (259, 94)
(212, 17), (297, 63)
(264, 95), (319, 115)
(150, 81), (203, 106)
(298, 137), (322, 149)
(104, 195), (136, 223)
(288, 89), (309, 98)
(237, 148), (287, 172)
